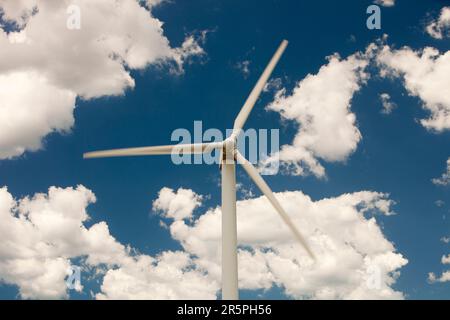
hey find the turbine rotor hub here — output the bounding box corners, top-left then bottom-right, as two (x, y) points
(223, 137), (237, 161)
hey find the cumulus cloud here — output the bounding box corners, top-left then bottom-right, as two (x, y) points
(0, 184), (408, 299)
(428, 271), (450, 283)
(152, 187), (203, 221)
(380, 93), (397, 115)
(97, 251), (218, 300)
(146, 0), (167, 8)
(0, 0), (38, 27)
(429, 232), (450, 284)
(0, 0), (205, 159)
(263, 77), (283, 93)
(376, 45), (450, 132)
(432, 158), (450, 186)
(0, 185), (218, 299)
(0, 185), (129, 298)
(428, 258), (450, 283)
(153, 187), (407, 299)
(442, 255), (450, 265)
(426, 7), (450, 39)
(262, 39), (449, 177)
(374, 0), (395, 7)
(263, 51), (369, 177)
(0, 72), (76, 158)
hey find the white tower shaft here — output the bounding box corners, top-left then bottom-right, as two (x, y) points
(221, 158), (238, 300)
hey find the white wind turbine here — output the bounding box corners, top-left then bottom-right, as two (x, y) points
(84, 40), (315, 300)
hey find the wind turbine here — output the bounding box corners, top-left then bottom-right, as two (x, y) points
(83, 40), (315, 300)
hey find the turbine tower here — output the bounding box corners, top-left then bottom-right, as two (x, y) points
(84, 40), (315, 300)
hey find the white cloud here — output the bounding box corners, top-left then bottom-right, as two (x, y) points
(0, 184), (408, 299)
(428, 271), (450, 283)
(0, 72), (76, 159)
(235, 60), (251, 78)
(263, 77), (283, 92)
(380, 93), (396, 115)
(263, 51), (368, 177)
(0, 185), (218, 299)
(376, 46), (450, 132)
(146, 0), (167, 8)
(432, 158), (450, 186)
(262, 40), (450, 177)
(97, 251), (218, 300)
(152, 187), (203, 221)
(426, 7), (450, 39)
(0, 0), (205, 159)
(429, 234), (450, 283)
(160, 187), (407, 299)
(0, 0), (38, 27)
(428, 268), (450, 283)
(374, 0), (395, 7)
(435, 200), (445, 207)
(0, 185), (129, 298)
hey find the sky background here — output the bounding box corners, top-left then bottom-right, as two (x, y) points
(0, 0), (449, 299)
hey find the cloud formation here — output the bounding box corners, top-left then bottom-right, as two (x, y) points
(428, 251), (450, 283)
(0, 72), (76, 158)
(0, 185), (218, 299)
(0, 185), (407, 299)
(147, 187), (407, 299)
(426, 7), (450, 39)
(376, 46), (450, 132)
(432, 158), (450, 186)
(263, 51), (369, 177)
(380, 93), (396, 115)
(374, 0), (395, 7)
(0, 0), (204, 159)
(152, 187), (203, 221)
(262, 39), (450, 177)
(235, 60), (251, 78)
(97, 251), (218, 300)
(0, 185), (128, 298)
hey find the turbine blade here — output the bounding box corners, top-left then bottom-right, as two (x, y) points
(233, 40), (288, 133)
(235, 151), (315, 259)
(84, 142), (223, 159)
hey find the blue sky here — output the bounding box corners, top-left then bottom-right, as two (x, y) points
(0, 0), (449, 299)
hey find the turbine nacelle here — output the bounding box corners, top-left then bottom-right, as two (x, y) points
(222, 136), (237, 163)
